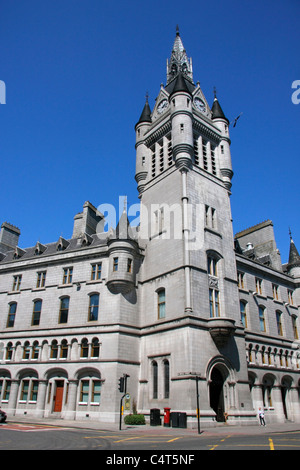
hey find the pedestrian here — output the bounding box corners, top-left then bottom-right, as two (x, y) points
(258, 407), (266, 426)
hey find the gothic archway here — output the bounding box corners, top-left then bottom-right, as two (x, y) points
(209, 367), (225, 421)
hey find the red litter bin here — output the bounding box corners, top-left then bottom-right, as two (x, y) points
(164, 407), (171, 427)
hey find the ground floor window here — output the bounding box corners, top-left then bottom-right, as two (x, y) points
(79, 378), (101, 404)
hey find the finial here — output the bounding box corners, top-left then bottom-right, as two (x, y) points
(289, 227), (293, 240)
(213, 86), (217, 99)
(176, 24), (180, 36)
(145, 91), (149, 103)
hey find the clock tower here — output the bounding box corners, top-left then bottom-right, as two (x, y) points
(135, 28), (256, 425)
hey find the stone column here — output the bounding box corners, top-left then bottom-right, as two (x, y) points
(64, 379), (78, 420)
(36, 380), (48, 418)
(7, 379), (20, 416)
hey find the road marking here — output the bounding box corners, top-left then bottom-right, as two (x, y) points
(269, 438), (274, 450)
(113, 436), (143, 443)
(210, 444), (219, 450)
(167, 437), (182, 443)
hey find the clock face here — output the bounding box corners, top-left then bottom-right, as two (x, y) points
(157, 99), (168, 114)
(194, 97), (206, 113)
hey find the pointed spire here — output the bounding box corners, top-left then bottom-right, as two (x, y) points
(288, 229), (300, 268)
(167, 26), (193, 85)
(211, 89), (229, 123)
(136, 92), (152, 126)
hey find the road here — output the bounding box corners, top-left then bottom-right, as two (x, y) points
(1, 421), (300, 452)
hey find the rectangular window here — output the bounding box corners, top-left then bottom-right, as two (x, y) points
(88, 294), (99, 321)
(255, 278), (263, 295)
(20, 380), (29, 401)
(207, 256), (217, 276)
(63, 267), (73, 284)
(32, 300), (42, 326)
(12, 275), (22, 291)
(238, 272), (245, 289)
(288, 289), (294, 305)
(80, 380), (89, 403)
(272, 284), (279, 300)
(240, 301), (247, 328)
(30, 381), (39, 402)
(259, 306), (266, 332)
(113, 258), (118, 272)
(59, 297), (69, 323)
(292, 316), (299, 340)
(92, 380), (101, 403)
(127, 258), (132, 273)
(209, 289), (220, 318)
(91, 263), (102, 281)
(3, 380), (11, 401)
(276, 311), (283, 336)
(36, 271), (46, 288)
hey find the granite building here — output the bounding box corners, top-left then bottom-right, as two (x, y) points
(0, 30), (299, 427)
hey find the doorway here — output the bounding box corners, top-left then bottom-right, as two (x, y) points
(209, 367), (225, 422)
(53, 380), (64, 413)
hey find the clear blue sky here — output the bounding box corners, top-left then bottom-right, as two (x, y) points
(0, 0), (299, 263)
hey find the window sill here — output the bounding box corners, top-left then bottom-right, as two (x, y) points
(204, 227), (222, 238)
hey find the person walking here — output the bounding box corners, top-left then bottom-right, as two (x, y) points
(258, 407), (266, 426)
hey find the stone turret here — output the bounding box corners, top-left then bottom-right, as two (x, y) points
(211, 94), (233, 191)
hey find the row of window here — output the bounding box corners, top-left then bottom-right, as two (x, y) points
(0, 377), (101, 405)
(238, 272), (295, 305)
(247, 344), (300, 369)
(10, 259), (133, 292)
(6, 293), (100, 328)
(4, 337), (100, 361)
(240, 300), (299, 339)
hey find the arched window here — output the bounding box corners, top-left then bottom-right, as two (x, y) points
(240, 301), (247, 328)
(5, 342), (13, 361)
(276, 311), (283, 336)
(259, 306), (266, 332)
(50, 340), (58, 359)
(88, 294), (99, 321)
(32, 341), (39, 360)
(32, 299), (42, 326)
(157, 289), (166, 319)
(23, 341), (31, 360)
(7, 302), (17, 328)
(292, 315), (298, 340)
(59, 297), (69, 324)
(164, 359), (170, 399)
(80, 338), (89, 358)
(60, 339), (68, 359)
(152, 360), (158, 399)
(91, 338), (100, 358)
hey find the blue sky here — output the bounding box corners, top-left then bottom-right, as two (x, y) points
(0, 0), (299, 263)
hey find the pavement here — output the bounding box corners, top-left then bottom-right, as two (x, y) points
(2, 415), (300, 436)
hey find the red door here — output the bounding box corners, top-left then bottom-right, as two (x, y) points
(53, 381), (64, 412)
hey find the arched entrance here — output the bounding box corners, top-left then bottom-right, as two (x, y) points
(209, 367), (226, 422)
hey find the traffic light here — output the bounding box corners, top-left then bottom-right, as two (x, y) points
(118, 376), (124, 393)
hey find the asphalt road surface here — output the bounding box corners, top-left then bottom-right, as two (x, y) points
(1, 422), (300, 452)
